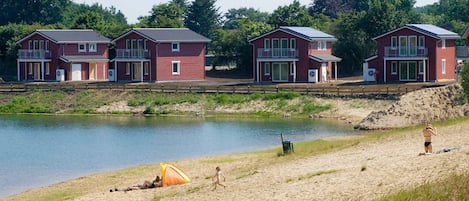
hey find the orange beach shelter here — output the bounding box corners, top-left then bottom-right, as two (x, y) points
(160, 163), (190, 187)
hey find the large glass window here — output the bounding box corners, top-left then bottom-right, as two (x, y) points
(399, 36), (407, 56)
(418, 36), (425, 49)
(409, 36), (417, 56)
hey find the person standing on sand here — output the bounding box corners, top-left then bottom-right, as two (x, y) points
(422, 123), (437, 154)
(212, 166), (226, 190)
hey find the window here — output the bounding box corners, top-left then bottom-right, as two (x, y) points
(399, 36), (407, 56)
(172, 42), (180, 52)
(125, 39), (131, 50)
(441, 39), (446, 49)
(318, 41), (326, 50)
(409, 36), (417, 56)
(391, 62), (397, 75)
(28, 63), (33, 75)
(442, 59), (446, 74)
(264, 63), (270, 75)
(78, 43), (86, 52)
(172, 61), (180, 75)
(290, 39), (296, 49)
(290, 63), (295, 75)
(131, 39), (137, 49)
(89, 43), (97, 52)
(28, 40), (33, 50)
(144, 62), (149, 75)
(39, 40), (44, 50)
(33, 40), (38, 50)
(418, 36), (425, 49)
(144, 40), (148, 51)
(45, 63), (50, 75)
(264, 39), (270, 49)
(126, 63), (130, 75)
(45, 41), (49, 52)
(391, 37), (397, 49)
(419, 62), (425, 74)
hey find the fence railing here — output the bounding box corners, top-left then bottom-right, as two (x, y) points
(0, 83), (423, 97)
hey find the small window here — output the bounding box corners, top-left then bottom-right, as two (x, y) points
(290, 39), (296, 49)
(391, 36), (397, 49)
(264, 63), (270, 75)
(89, 43), (97, 52)
(290, 63), (295, 75)
(264, 39), (270, 49)
(126, 63), (130, 75)
(442, 59), (446, 74)
(419, 62), (424, 74)
(144, 40), (148, 51)
(78, 43), (86, 52)
(45, 63), (50, 75)
(45, 41), (49, 52)
(172, 42), (180, 52)
(172, 61), (180, 75)
(391, 62), (397, 75)
(418, 36), (425, 49)
(144, 62), (149, 75)
(318, 41), (326, 50)
(441, 39), (446, 49)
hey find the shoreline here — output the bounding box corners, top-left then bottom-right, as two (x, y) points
(6, 120), (469, 200)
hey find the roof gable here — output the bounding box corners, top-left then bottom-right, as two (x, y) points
(17, 29), (110, 44)
(249, 26), (337, 43)
(112, 28), (211, 43)
(373, 24), (460, 40)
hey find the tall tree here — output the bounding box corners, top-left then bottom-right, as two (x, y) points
(138, 2), (184, 28)
(309, 0), (368, 18)
(185, 0), (220, 39)
(0, 0), (71, 25)
(222, 8), (270, 30)
(268, 0), (314, 27)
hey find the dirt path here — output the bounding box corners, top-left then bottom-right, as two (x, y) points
(72, 123), (469, 201)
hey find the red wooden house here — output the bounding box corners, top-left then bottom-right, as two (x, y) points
(249, 26), (341, 83)
(364, 24), (460, 83)
(16, 29), (110, 81)
(111, 28), (210, 82)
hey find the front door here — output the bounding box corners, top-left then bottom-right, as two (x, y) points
(89, 63), (96, 80)
(132, 63), (142, 81)
(33, 63), (41, 80)
(72, 64), (82, 81)
(272, 63), (288, 82)
(399, 62), (417, 81)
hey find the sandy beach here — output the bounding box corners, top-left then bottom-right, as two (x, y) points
(23, 122), (462, 201)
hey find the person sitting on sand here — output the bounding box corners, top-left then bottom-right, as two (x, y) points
(422, 123), (437, 154)
(111, 175), (162, 192)
(212, 166), (226, 190)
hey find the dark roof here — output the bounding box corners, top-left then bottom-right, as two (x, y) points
(309, 54), (342, 62)
(60, 55), (109, 63)
(373, 24), (460, 40)
(113, 28), (211, 43)
(17, 30), (110, 44)
(249, 26), (337, 43)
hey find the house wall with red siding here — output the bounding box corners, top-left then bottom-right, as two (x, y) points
(156, 43), (206, 81)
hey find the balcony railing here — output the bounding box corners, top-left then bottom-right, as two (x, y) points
(457, 46), (469, 59)
(384, 47), (428, 57)
(17, 50), (51, 59)
(257, 48), (299, 59)
(115, 49), (150, 59)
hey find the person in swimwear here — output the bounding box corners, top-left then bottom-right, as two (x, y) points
(212, 166), (226, 190)
(111, 175), (162, 192)
(422, 123), (437, 154)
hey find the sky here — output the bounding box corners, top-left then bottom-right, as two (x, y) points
(71, 0), (440, 24)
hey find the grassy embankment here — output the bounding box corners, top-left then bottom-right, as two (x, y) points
(0, 90), (331, 117)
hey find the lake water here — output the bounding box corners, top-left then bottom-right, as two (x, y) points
(0, 114), (357, 198)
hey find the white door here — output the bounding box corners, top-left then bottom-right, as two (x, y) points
(72, 64), (82, 81)
(321, 63), (327, 82)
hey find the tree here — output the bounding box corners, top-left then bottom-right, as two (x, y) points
(222, 8), (270, 30)
(460, 62), (469, 98)
(308, 0), (368, 18)
(268, 0), (314, 27)
(0, 0), (71, 26)
(138, 2), (184, 28)
(185, 0), (220, 39)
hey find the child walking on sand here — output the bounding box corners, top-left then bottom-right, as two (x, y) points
(212, 166), (226, 190)
(422, 123), (437, 154)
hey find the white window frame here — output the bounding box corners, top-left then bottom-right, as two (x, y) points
(264, 63), (270, 75)
(144, 62), (149, 75)
(89, 43), (97, 52)
(418, 36), (425, 49)
(172, 61), (180, 75)
(318, 41), (326, 50)
(144, 40), (148, 51)
(399, 36), (407, 56)
(442, 59), (446, 74)
(290, 38), (296, 49)
(126, 63), (131, 75)
(125, 39), (131, 50)
(78, 43), (86, 52)
(290, 63), (295, 75)
(441, 39), (446, 49)
(28, 40), (33, 50)
(419, 61), (424, 74)
(172, 42), (180, 52)
(391, 36), (397, 49)
(45, 41), (49, 52)
(264, 39), (270, 50)
(391, 61), (397, 75)
(45, 63), (50, 75)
